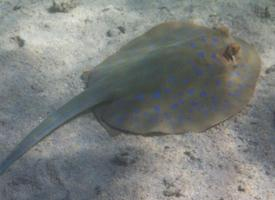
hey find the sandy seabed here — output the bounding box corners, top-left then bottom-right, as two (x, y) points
(0, 0), (275, 199)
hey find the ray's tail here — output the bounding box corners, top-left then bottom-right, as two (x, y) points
(0, 86), (109, 175)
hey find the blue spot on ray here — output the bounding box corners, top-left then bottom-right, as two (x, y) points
(188, 108), (194, 114)
(164, 88), (172, 94)
(170, 103), (178, 110)
(211, 52), (216, 59)
(187, 88), (195, 95)
(177, 98), (184, 104)
(197, 51), (206, 59)
(200, 91), (208, 97)
(135, 94), (144, 101)
(190, 42), (196, 49)
(215, 79), (222, 87)
(152, 90), (161, 99)
(153, 105), (161, 113)
(182, 79), (190, 85)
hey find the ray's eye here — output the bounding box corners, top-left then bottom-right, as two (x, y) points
(223, 43), (240, 62)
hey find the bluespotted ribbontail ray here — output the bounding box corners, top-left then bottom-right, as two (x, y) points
(0, 21), (261, 175)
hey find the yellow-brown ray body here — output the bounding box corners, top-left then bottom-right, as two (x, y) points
(91, 22), (261, 135)
(0, 22), (261, 175)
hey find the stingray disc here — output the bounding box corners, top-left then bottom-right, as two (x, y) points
(90, 21), (261, 135)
